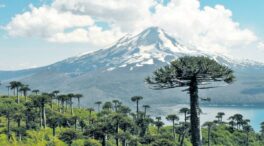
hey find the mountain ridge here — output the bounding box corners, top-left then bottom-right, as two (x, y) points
(40, 27), (264, 74)
(1, 26), (264, 74)
(1, 27), (264, 105)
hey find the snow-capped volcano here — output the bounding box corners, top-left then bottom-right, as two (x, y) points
(51, 26), (201, 72)
(1, 27), (264, 105)
(48, 26), (263, 73)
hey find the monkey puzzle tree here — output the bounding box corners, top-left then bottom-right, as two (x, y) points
(233, 114), (243, 129)
(142, 105), (150, 117)
(216, 112), (225, 123)
(75, 94), (83, 109)
(10, 81), (22, 103)
(0, 99), (22, 139)
(19, 84), (31, 102)
(179, 107), (190, 123)
(79, 119), (87, 132)
(111, 113), (123, 146)
(59, 129), (78, 146)
(146, 56), (235, 146)
(32, 89), (40, 95)
(52, 90), (60, 105)
(57, 94), (67, 113)
(32, 94), (51, 128)
(243, 125), (253, 146)
(86, 108), (94, 124)
(131, 96), (143, 116)
(166, 114), (179, 139)
(68, 93), (75, 115)
(47, 115), (60, 136)
(102, 101), (113, 111)
(154, 120), (164, 134)
(13, 110), (25, 141)
(112, 99), (121, 112)
(260, 122), (264, 138)
(203, 122), (215, 146)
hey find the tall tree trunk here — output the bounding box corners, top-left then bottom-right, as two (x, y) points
(116, 122), (119, 146)
(89, 111), (92, 124)
(65, 101), (68, 111)
(60, 101), (63, 113)
(43, 106), (46, 128)
(53, 126), (56, 136)
(122, 139), (126, 146)
(114, 104), (117, 112)
(26, 110), (29, 129)
(136, 100), (139, 117)
(116, 137), (119, 146)
(78, 98), (80, 109)
(172, 120), (175, 139)
(40, 107), (43, 128)
(246, 132), (249, 146)
(7, 114), (11, 140)
(144, 107), (147, 118)
(189, 76), (202, 146)
(102, 134), (106, 146)
(184, 112), (187, 123)
(51, 100), (53, 110)
(71, 99), (74, 115)
(16, 88), (19, 103)
(74, 119), (77, 130)
(180, 129), (186, 146)
(17, 118), (21, 141)
(208, 126), (211, 146)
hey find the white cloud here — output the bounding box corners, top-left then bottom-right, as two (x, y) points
(48, 26), (124, 48)
(148, 1), (257, 53)
(5, 5), (94, 38)
(258, 42), (264, 50)
(4, 0), (259, 55)
(52, 0), (154, 32)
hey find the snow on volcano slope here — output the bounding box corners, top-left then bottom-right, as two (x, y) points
(47, 27), (263, 75)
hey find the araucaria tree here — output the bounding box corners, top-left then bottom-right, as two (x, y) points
(67, 93), (75, 115)
(216, 112), (225, 123)
(131, 96), (143, 116)
(19, 85), (31, 102)
(166, 114), (179, 139)
(32, 94), (51, 128)
(146, 56), (235, 146)
(0, 99), (22, 139)
(74, 94), (83, 109)
(203, 121), (215, 146)
(10, 81), (22, 103)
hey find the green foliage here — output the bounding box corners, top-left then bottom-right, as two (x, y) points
(84, 139), (101, 146)
(59, 129), (78, 145)
(1, 75), (264, 146)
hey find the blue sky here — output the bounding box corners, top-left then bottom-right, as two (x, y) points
(0, 0), (263, 70)
(200, 0), (264, 38)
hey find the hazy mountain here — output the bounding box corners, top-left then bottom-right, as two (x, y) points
(1, 27), (264, 106)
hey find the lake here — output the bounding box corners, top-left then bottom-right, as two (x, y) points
(154, 104), (264, 132)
